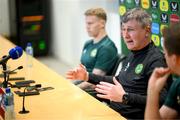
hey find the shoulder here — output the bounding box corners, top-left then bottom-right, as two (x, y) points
(84, 39), (93, 47)
(149, 43), (164, 58)
(99, 37), (117, 51)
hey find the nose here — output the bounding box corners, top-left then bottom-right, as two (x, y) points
(122, 30), (130, 39)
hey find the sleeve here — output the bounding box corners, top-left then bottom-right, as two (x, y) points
(127, 88), (168, 109)
(164, 80), (179, 111)
(94, 45), (117, 72)
(88, 73), (113, 84)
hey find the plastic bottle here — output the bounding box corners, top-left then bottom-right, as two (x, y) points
(4, 88), (15, 120)
(25, 42), (34, 67)
(25, 42), (34, 80)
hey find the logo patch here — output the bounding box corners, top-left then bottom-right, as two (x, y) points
(160, 24), (168, 35)
(177, 96), (180, 105)
(170, 2), (178, 12)
(151, 0), (158, 9)
(83, 49), (87, 54)
(151, 34), (160, 47)
(135, 64), (143, 74)
(170, 14), (180, 23)
(141, 0), (150, 9)
(135, 0), (140, 6)
(160, 0), (169, 12)
(151, 11), (159, 21)
(119, 5), (126, 16)
(151, 22), (160, 34)
(90, 49), (97, 57)
(160, 13), (168, 23)
(119, 0), (125, 4)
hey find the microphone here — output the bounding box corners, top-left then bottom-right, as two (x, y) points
(0, 66), (23, 77)
(19, 84), (41, 114)
(0, 46), (23, 65)
(27, 84), (41, 91)
(3, 66), (23, 74)
(9, 66), (23, 74)
(1, 47), (23, 88)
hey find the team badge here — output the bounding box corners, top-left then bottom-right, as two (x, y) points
(177, 96), (180, 105)
(90, 49), (97, 57)
(135, 64), (143, 74)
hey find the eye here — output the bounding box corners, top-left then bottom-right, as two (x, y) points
(127, 28), (134, 32)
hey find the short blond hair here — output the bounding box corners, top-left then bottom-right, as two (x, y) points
(84, 8), (107, 22)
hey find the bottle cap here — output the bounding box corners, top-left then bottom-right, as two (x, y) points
(27, 42), (32, 46)
(5, 88), (11, 93)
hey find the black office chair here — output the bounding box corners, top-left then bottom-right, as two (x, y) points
(108, 53), (126, 76)
(85, 53), (126, 103)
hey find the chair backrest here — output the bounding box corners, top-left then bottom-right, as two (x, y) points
(107, 54), (126, 76)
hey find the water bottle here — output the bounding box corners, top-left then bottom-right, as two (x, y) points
(25, 42), (34, 67)
(4, 88), (15, 120)
(25, 42), (34, 80)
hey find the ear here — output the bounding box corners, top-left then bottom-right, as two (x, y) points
(99, 19), (105, 28)
(175, 55), (180, 66)
(171, 54), (178, 66)
(145, 25), (151, 33)
(145, 25), (151, 38)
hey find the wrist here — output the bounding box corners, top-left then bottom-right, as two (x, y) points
(85, 72), (89, 81)
(122, 92), (129, 104)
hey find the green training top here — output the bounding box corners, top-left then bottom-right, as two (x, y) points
(80, 35), (118, 74)
(164, 76), (180, 113)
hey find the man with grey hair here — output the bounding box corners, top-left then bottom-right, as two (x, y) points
(66, 8), (170, 119)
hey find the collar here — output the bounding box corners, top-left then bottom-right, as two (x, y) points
(131, 42), (154, 56)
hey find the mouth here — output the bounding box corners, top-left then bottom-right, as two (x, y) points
(126, 40), (134, 44)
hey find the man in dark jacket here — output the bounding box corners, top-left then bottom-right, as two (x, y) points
(66, 8), (170, 119)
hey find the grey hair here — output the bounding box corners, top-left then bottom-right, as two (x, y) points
(122, 8), (152, 28)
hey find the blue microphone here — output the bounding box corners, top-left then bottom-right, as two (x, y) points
(0, 46), (23, 64)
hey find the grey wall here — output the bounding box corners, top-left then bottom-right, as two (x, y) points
(0, 0), (10, 36)
(51, 0), (121, 67)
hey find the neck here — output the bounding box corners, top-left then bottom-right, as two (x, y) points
(93, 30), (107, 43)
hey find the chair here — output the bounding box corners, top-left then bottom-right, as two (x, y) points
(85, 53), (126, 103)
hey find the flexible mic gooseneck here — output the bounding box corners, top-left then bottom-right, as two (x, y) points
(19, 84), (41, 114)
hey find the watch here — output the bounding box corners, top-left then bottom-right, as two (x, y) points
(122, 93), (129, 104)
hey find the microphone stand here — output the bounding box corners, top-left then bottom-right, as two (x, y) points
(19, 87), (29, 114)
(19, 84), (41, 114)
(1, 66), (23, 88)
(2, 57), (8, 88)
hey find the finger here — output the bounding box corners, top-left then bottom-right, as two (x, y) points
(154, 67), (171, 76)
(99, 81), (114, 88)
(96, 84), (111, 91)
(79, 64), (86, 69)
(96, 94), (109, 100)
(66, 75), (75, 80)
(113, 77), (121, 85)
(95, 87), (109, 95)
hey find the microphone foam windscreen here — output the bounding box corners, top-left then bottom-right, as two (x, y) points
(9, 46), (23, 59)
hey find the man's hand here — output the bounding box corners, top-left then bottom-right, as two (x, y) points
(95, 77), (125, 102)
(66, 64), (88, 81)
(148, 67), (171, 95)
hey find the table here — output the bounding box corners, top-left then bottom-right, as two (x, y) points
(0, 36), (126, 120)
